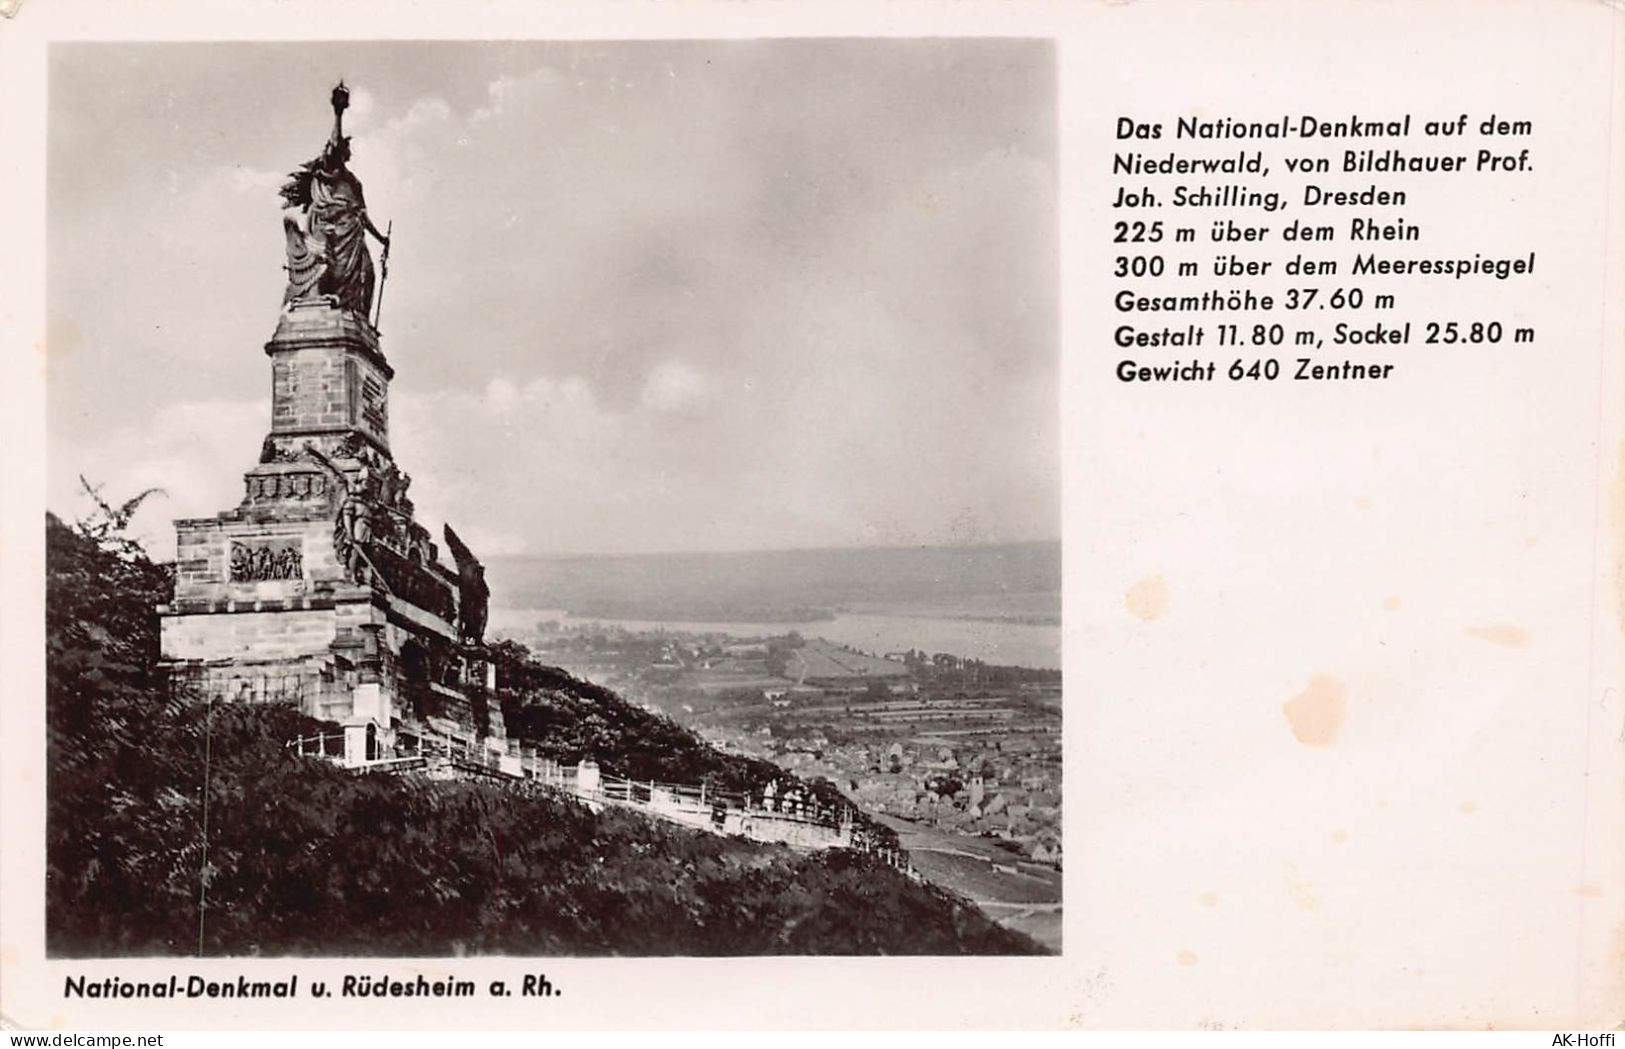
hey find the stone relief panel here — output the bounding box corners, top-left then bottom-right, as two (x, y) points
(229, 538), (306, 582)
(361, 374), (388, 434)
(245, 471), (329, 502)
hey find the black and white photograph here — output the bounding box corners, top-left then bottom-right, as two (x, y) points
(42, 39), (1061, 959)
(14, 0), (1622, 1036)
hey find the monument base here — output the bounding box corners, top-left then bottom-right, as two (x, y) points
(157, 301), (499, 744)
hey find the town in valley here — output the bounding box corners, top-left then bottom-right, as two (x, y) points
(505, 614), (1064, 949)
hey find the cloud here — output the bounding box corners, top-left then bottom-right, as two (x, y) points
(223, 166), (285, 195)
(471, 68), (567, 124)
(49, 41), (1058, 556)
(51, 398), (265, 559)
(485, 377), (520, 413)
(640, 360), (712, 414)
(345, 85), (378, 125)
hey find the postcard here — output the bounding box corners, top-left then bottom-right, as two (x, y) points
(1, 0), (1620, 1032)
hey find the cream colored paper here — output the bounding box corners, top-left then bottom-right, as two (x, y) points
(1, 0), (1621, 1031)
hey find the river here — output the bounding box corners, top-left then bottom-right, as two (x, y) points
(491, 607), (1061, 671)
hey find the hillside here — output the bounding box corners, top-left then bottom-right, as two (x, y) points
(45, 511), (1042, 956)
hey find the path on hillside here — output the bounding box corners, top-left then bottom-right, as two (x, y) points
(872, 814), (1061, 952)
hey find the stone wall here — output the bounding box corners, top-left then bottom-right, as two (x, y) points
(162, 606), (339, 662)
(264, 302), (392, 453)
(174, 518), (345, 599)
(270, 345), (391, 449)
(165, 656), (350, 718)
(722, 810), (852, 851)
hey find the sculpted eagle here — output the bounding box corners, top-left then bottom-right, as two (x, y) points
(443, 524), (490, 645)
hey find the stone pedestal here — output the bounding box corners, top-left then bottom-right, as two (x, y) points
(157, 301), (491, 740)
(264, 301), (392, 461)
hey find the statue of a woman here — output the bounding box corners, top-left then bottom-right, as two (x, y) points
(280, 83), (391, 317)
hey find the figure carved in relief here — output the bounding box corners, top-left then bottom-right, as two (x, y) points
(334, 498), (374, 585)
(376, 465), (397, 508)
(350, 506), (374, 582)
(334, 501), (354, 577)
(279, 83), (391, 317)
(229, 541), (304, 582)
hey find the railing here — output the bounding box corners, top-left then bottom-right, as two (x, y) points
(285, 732), (346, 760)
(283, 724), (912, 873)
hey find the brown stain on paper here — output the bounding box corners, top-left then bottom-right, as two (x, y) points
(1382, 595), (1401, 612)
(50, 317), (81, 355)
(1197, 891), (1219, 908)
(44, 318), (82, 379)
(1285, 864), (1321, 911)
(1467, 624), (1530, 648)
(1283, 674), (1345, 746)
(1613, 440), (1625, 639)
(1177, 949), (1199, 967)
(1124, 574), (1170, 621)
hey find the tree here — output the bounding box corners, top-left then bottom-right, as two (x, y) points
(43, 509), (1043, 957)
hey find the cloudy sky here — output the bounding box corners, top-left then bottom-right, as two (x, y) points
(48, 40), (1056, 558)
